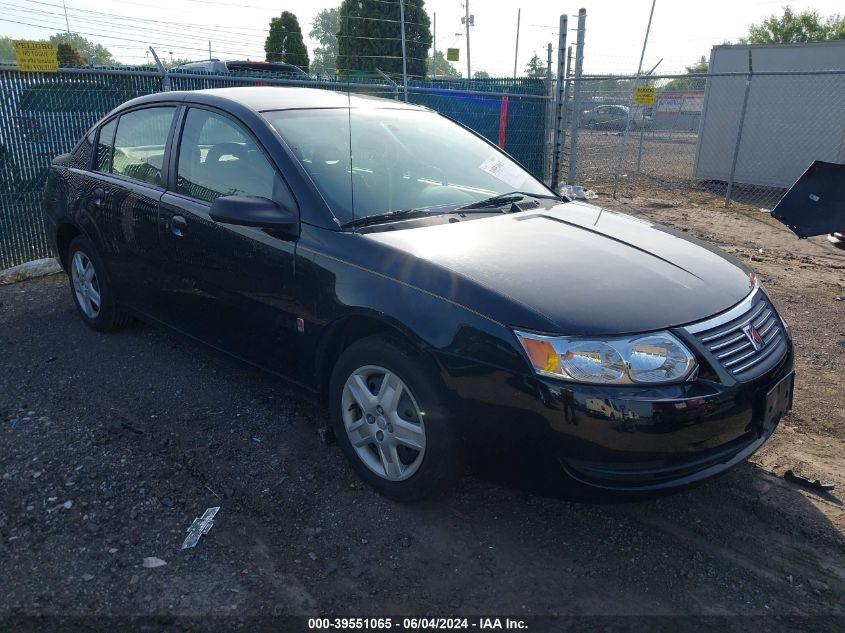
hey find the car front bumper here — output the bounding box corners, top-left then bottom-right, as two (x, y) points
(439, 330), (794, 494)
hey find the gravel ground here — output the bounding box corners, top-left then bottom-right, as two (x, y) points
(1, 197), (844, 629)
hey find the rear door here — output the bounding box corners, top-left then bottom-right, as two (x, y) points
(157, 106), (301, 377)
(86, 105), (177, 319)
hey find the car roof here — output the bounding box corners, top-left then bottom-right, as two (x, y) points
(116, 86), (427, 114)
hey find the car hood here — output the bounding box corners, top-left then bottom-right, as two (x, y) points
(363, 202), (756, 336)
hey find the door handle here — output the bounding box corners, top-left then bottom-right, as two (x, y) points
(91, 187), (105, 208)
(170, 215), (188, 237)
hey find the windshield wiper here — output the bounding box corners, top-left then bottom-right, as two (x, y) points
(456, 191), (560, 211)
(341, 208), (444, 229)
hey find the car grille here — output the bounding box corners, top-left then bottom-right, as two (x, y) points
(685, 290), (788, 381)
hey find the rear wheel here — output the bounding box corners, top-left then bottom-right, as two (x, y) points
(67, 235), (133, 331)
(329, 334), (459, 501)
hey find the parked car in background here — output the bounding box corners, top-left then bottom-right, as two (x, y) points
(582, 104), (652, 130)
(43, 87), (793, 501)
(174, 59), (308, 78)
(5, 80), (120, 188)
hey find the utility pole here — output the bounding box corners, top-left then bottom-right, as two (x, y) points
(464, 1), (472, 79)
(208, 40), (212, 60)
(399, 0), (408, 101)
(612, 0), (657, 199)
(513, 8), (521, 79)
(62, 0), (70, 33)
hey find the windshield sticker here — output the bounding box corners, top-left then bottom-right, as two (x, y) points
(478, 156), (526, 189)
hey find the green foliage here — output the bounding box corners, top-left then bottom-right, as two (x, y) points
(337, 0), (432, 78)
(662, 56), (708, 92)
(49, 32), (115, 65)
(473, 70), (490, 79)
(740, 6), (845, 44)
(524, 52), (545, 79)
(56, 43), (86, 67)
(265, 11), (310, 72)
(310, 7), (340, 76)
(0, 36), (14, 61)
(427, 50), (461, 77)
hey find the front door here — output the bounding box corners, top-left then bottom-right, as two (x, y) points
(157, 106), (302, 378)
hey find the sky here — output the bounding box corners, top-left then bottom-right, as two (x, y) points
(2, 0), (844, 76)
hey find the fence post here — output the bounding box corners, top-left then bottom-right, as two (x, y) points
(148, 46), (170, 91)
(567, 8), (586, 186)
(544, 42), (553, 183)
(725, 48), (753, 207)
(399, 0), (409, 102)
(550, 15), (568, 189)
(376, 68), (399, 100)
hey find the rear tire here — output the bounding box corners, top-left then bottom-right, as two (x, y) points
(329, 334), (459, 501)
(67, 235), (133, 332)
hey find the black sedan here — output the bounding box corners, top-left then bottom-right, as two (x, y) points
(43, 87), (794, 501)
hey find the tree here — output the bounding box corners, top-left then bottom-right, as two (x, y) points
(427, 50), (461, 78)
(740, 6), (845, 44)
(473, 70), (490, 79)
(310, 7), (340, 76)
(337, 0), (432, 78)
(265, 11), (310, 72)
(663, 55), (708, 92)
(49, 32), (115, 65)
(524, 52), (545, 79)
(57, 43), (86, 67)
(0, 36), (14, 62)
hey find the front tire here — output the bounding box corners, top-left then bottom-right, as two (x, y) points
(67, 235), (132, 331)
(329, 334), (459, 501)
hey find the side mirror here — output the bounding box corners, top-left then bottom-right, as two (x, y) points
(209, 195), (298, 233)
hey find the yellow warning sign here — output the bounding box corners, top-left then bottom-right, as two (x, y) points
(446, 48), (460, 62)
(13, 41), (58, 72)
(633, 86), (656, 106)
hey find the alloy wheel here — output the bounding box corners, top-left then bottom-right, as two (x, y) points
(341, 365), (426, 481)
(71, 251), (101, 319)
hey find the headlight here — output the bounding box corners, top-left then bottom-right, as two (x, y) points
(513, 329), (697, 385)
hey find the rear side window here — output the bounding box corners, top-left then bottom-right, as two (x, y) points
(176, 108), (277, 203)
(96, 119), (117, 173)
(110, 107), (176, 186)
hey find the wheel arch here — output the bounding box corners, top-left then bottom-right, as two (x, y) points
(314, 312), (446, 396)
(55, 222), (82, 271)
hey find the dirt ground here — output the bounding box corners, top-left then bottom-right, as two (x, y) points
(1, 193), (844, 630)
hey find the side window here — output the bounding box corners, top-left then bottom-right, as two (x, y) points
(96, 118), (116, 173)
(176, 108), (278, 203)
(111, 107), (176, 186)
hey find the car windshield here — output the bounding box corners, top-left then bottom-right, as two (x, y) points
(262, 107), (552, 226)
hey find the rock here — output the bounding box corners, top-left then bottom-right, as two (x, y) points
(85, 522), (99, 534)
(81, 573), (94, 582)
(160, 496), (174, 508)
(307, 551), (317, 561)
(304, 527), (322, 537)
(807, 578), (830, 593)
(142, 557), (167, 568)
(400, 536), (411, 548)
(62, 500), (73, 510)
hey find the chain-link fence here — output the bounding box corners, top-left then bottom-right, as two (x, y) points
(0, 67), (550, 269)
(553, 69), (845, 210)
